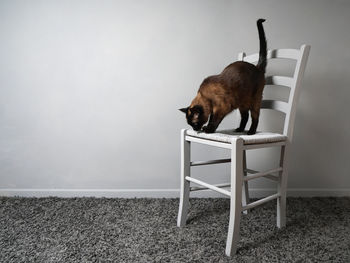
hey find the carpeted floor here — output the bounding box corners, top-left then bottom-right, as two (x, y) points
(0, 197), (349, 262)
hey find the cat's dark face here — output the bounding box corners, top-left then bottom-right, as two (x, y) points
(179, 105), (207, 131)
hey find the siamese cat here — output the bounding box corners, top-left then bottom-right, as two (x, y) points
(180, 19), (267, 135)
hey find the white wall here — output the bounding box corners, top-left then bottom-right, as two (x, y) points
(1, 0), (349, 197)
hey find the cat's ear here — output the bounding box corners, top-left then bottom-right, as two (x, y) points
(179, 107), (188, 114)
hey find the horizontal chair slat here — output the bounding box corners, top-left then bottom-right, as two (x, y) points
(244, 48), (300, 63)
(185, 176), (231, 197)
(261, 100), (289, 114)
(242, 193), (280, 211)
(265, 76), (294, 88)
(191, 158), (231, 167)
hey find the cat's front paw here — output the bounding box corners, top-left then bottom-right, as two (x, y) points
(202, 126), (216, 133)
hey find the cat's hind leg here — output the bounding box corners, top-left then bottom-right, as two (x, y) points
(247, 106), (260, 135)
(235, 109), (249, 132)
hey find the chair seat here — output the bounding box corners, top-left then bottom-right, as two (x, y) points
(186, 129), (287, 145)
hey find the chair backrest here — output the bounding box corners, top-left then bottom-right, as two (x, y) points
(238, 45), (310, 141)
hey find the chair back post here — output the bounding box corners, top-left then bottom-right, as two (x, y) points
(239, 45), (310, 142)
(283, 45), (311, 140)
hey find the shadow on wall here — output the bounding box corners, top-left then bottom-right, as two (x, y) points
(290, 69), (350, 188)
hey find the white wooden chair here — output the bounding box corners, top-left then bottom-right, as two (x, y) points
(177, 44), (310, 256)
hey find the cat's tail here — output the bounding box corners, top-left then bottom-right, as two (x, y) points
(257, 19), (267, 73)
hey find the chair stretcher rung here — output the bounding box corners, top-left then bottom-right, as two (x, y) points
(191, 158), (231, 167)
(245, 168), (279, 181)
(190, 182), (231, 192)
(243, 167), (282, 181)
(185, 176), (231, 197)
(242, 193), (280, 211)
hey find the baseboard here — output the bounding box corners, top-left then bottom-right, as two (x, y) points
(0, 188), (349, 198)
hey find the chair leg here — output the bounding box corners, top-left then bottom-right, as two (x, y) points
(177, 129), (191, 227)
(242, 150), (249, 215)
(225, 138), (244, 256)
(277, 143), (289, 228)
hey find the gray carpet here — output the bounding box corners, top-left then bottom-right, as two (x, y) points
(0, 197), (349, 262)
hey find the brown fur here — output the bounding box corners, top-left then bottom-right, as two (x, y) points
(189, 62), (265, 134)
(180, 19), (267, 135)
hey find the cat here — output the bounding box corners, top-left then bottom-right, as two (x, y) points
(180, 19), (267, 135)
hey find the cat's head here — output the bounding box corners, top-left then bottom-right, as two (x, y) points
(179, 105), (207, 131)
